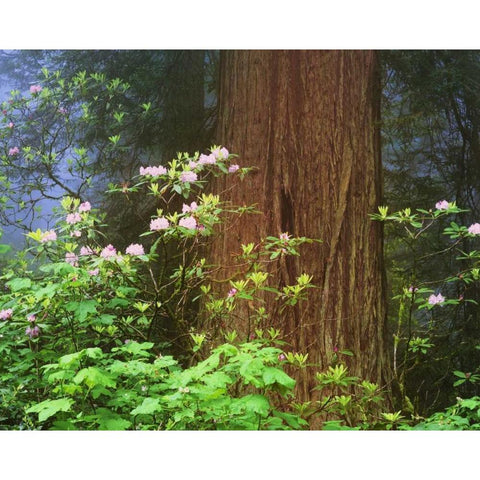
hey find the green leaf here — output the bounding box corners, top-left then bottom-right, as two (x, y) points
(73, 367), (116, 389)
(26, 397), (74, 422)
(7, 277), (32, 291)
(240, 394), (270, 417)
(0, 244), (11, 254)
(131, 397), (161, 416)
(262, 367), (296, 390)
(65, 300), (97, 322)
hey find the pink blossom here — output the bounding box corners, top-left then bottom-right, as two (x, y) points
(88, 268), (99, 276)
(468, 223), (480, 235)
(228, 288), (237, 297)
(180, 171), (198, 183)
(80, 246), (93, 256)
(66, 212), (82, 225)
(29, 85), (42, 94)
(65, 252), (79, 266)
(228, 164), (240, 173)
(40, 230), (57, 243)
(0, 308), (13, 320)
(150, 217), (169, 231)
(8, 147), (19, 156)
(198, 153), (216, 165)
(100, 244), (117, 259)
(428, 293), (445, 305)
(279, 232), (291, 242)
(70, 230), (81, 238)
(25, 325), (40, 338)
(278, 353), (286, 362)
(27, 314), (36, 323)
(78, 201), (91, 213)
(179, 216), (197, 229)
(7, 122), (13, 129)
(435, 200), (450, 210)
(408, 286), (418, 293)
(182, 201), (198, 213)
(188, 161), (198, 169)
(125, 243), (145, 255)
(139, 165), (167, 176)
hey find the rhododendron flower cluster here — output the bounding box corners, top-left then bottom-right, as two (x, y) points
(179, 217), (197, 229)
(150, 217), (169, 231)
(468, 223), (480, 235)
(7, 122), (13, 128)
(78, 201), (91, 213)
(70, 230), (81, 238)
(27, 314), (36, 323)
(211, 147), (229, 160)
(88, 268), (99, 276)
(25, 325), (40, 338)
(65, 252), (79, 266)
(8, 147), (19, 156)
(139, 165), (167, 176)
(40, 230), (57, 243)
(428, 293), (445, 305)
(435, 200), (449, 210)
(182, 201), (198, 213)
(29, 85), (42, 94)
(125, 243), (145, 255)
(180, 171), (197, 183)
(228, 164), (240, 173)
(80, 246), (94, 256)
(100, 244), (117, 259)
(66, 212), (82, 225)
(198, 153), (216, 165)
(0, 308), (13, 320)
(228, 288), (237, 297)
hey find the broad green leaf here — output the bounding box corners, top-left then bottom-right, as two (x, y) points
(65, 300), (97, 322)
(0, 244), (11, 254)
(240, 394), (270, 417)
(131, 397), (161, 415)
(27, 397), (74, 422)
(74, 367), (116, 389)
(7, 277), (32, 291)
(262, 367), (296, 390)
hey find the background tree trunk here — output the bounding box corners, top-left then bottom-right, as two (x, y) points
(211, 50), (389, 403)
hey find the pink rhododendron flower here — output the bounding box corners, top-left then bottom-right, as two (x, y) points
(25, 325), (40, 338)
(198, 153), (216, 165)
(78, 201), (91, 213)
(40, 230), (57, 243)
(150, 217), (169, 231)
(279, 232), (291, 242)
(408, 286), (418, 293)
(278, 353), (286, 362)
(180, 171), (198, 183)
(182, 201), (198, 213)
(70, 230), (81, 238)
(7, 122), (13, 128)
(428, 293), (445, 305)
(188, 161), (198, 169)
(65, 252), (79, 266)
(0, 308), (13, 320)
(100, 244), (117, 259)
(435, 200), (449, 210)
(80, 246), (93, 256)
(228, 288), (237, 297)
(66, 212), (82, 225)
(29, 85), (42, 94)
(139, 165), (167, 176)
(8, 147), (19, 156)
(125, 243), (145, 255)
(27, 314), (36, 323)
(88, 268), (99, 276)
(468, 223), (480, 235)
(228, 164), (240, 173)
(179, 216), (197, 229)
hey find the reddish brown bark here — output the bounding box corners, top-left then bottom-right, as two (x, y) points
(211, 50), (388, 403)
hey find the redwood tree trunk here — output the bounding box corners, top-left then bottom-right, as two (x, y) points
(211, 50), (388, 402)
